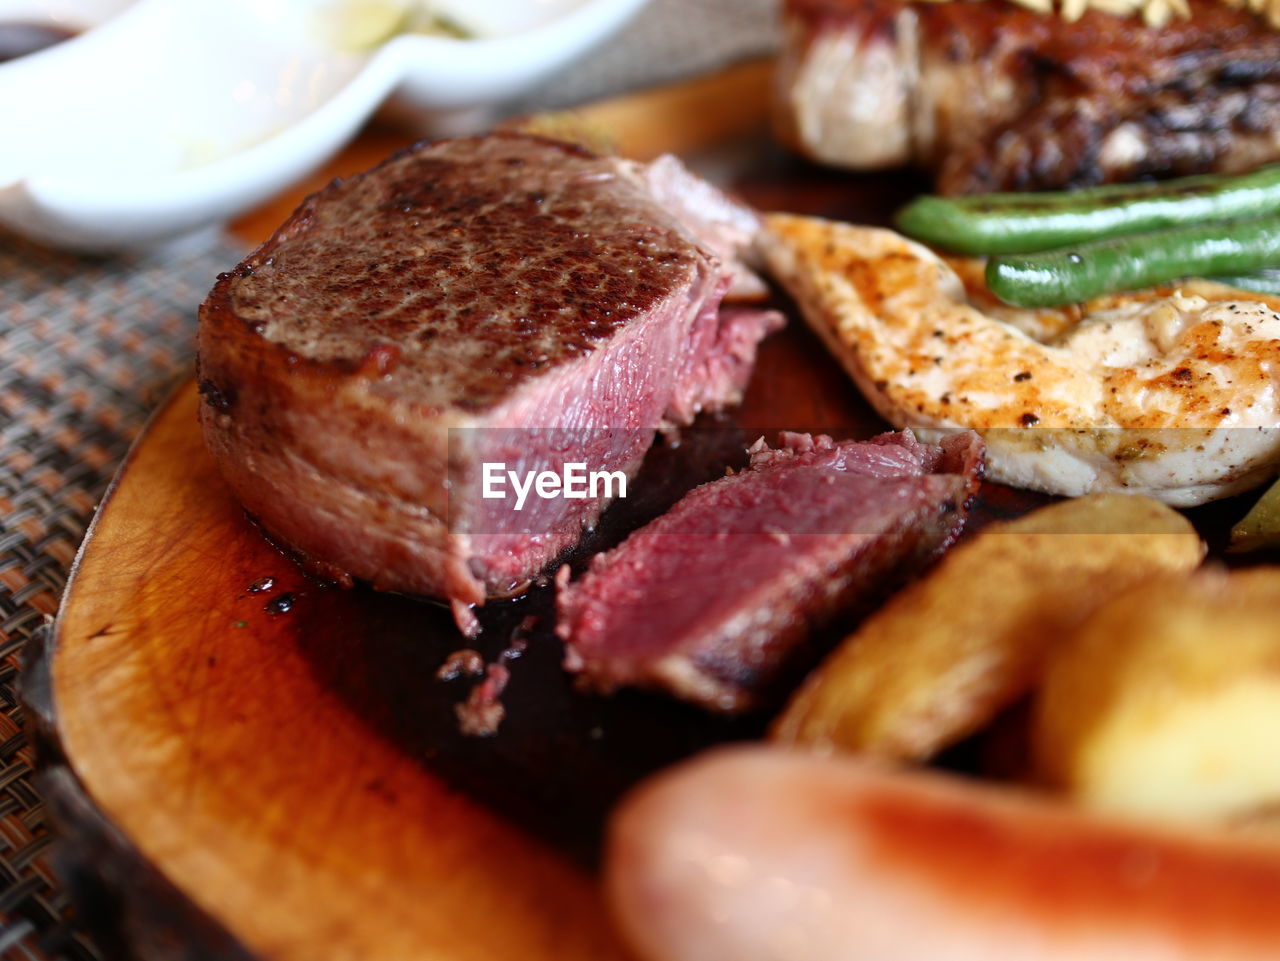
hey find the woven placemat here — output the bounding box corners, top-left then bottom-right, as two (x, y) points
(0, 231), (246, 959)
(0, 2), (780, 957)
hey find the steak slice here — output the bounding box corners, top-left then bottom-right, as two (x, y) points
(197, 134), (781, 628)
(555, 430), (984, 713)
(774, 0), (1280, 193)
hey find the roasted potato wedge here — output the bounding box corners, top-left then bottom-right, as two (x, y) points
(1035, 566), (1280, 822)
(772, 494), (1204, 761)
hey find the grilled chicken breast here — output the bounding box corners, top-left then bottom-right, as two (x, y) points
(758, 213), (1280, 505)
(775, 0), (1280, 193)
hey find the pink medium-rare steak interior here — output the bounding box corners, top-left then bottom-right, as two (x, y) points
(556, 431), (984, 712)
(197, 133), (780, 617)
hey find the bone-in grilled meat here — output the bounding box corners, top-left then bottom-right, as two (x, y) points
(775, 0), (1280, 193)
(555, 430), (984, 713)
(197, 134), (781, 627)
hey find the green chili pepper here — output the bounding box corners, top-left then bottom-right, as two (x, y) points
(895, 165), (1280, 255)
(986, 217), (1280, 308)
(1205, 267), (1280, 297)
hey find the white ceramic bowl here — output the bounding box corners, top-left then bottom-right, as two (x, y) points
(0, 0), (651, 250)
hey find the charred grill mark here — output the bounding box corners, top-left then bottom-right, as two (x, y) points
(197, 379), (234, 411)
(882, 0), (1280, 193)
(942, 76), (1280, 193)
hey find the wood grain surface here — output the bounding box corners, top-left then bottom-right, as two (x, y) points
(52, 380), (637, 961)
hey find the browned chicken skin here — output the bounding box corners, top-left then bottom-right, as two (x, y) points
(776, 0), (1280, 192)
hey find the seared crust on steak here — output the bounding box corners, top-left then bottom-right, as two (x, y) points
(776, 0), (1280, 192)
(198, 134), (780, 619)
(223, 141), (696, 411)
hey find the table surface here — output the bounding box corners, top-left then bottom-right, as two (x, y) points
(0, 2), (778, 956)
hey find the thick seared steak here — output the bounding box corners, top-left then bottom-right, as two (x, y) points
(774, 0), (1280, 193)
(197, 134), (781, 627)
(555, 431), (984, 713)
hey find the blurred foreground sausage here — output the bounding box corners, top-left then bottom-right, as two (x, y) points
(606, 746), (1280, 961)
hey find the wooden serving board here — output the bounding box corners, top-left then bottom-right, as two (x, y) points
(18, 62), (855, 961)
(26, 61), (1252, 961)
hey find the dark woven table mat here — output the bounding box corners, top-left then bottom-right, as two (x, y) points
(0, 230), (246, 960)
